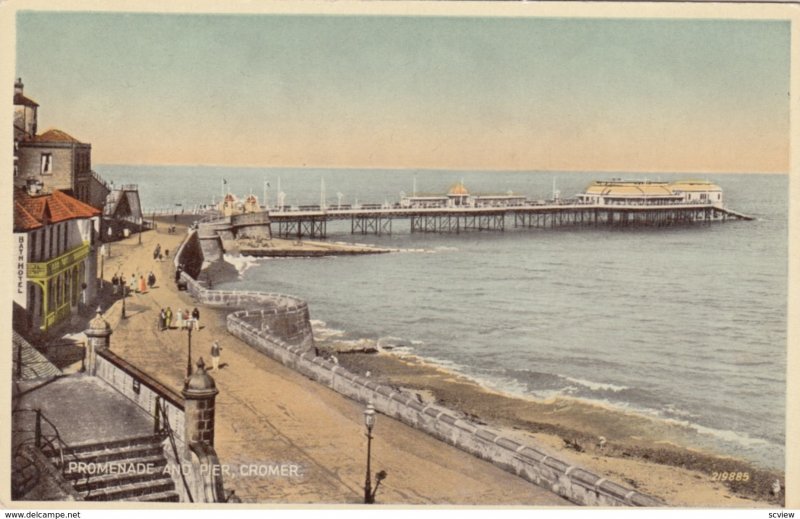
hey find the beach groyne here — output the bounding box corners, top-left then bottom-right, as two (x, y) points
(174, 228), (661, 506)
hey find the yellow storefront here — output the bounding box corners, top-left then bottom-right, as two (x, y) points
(27, 242), (90, 331)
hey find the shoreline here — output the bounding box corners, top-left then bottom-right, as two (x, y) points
(228, 236), (396, 257)
(331, 347), (783, 506)
(194, 229), (784, 507)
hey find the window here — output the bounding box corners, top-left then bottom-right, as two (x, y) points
(39, 229), (45, 260)
(40, 153), (53, 175)
(29, 232), (37, 262)
(62, 223), (68, 252)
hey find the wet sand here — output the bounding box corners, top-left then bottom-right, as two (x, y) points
(335, 350), (784, 507)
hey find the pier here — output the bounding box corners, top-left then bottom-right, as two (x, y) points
(195, 179), (753, 240)
(263, 202), (751, 239)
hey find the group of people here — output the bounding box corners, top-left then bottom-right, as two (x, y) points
(158, 306), (201, 331)
(153, 243), (168, 262)
(111, 271), (157, 295)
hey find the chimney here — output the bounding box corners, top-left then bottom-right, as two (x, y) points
(14, 78), (23, 96)
(25, 178), (44, 196)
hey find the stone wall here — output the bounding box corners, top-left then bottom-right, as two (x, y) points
(174, 231), (204, 279)
(226, 310), (662, 507)
(96, 349), (185, 443)
(182, 273), (314, 349)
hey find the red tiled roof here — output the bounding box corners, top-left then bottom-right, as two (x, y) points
(14, 93), (39, 107)
(32, 129), (84, 144)
(14, 202), (42, 231)
(14, 188), (100, 232)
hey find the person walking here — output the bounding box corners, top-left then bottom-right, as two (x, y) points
(130, 273), (137, 293)
(211, 341), (222, 371)
(153, 244), (161, 261)
(158, 308), (166, 331)
(191, 307), (200, 331)
(176, 308), (184, 330)
(138, 274), (147, 294)
(165, 307), (173, 329)
(112, 274), (119, 295)
(175, 265), (183, 284)
(148, 271), (156, 289)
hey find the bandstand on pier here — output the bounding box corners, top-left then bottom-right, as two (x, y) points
(205, 179), (753, 240)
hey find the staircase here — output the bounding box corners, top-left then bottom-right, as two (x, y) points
(50, 434), (180, 502)
(12, 450), (40, 498)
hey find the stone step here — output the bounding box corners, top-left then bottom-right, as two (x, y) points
(127, 490), (181, 503)
(12, 454), (39, 497)
(51, 444), (164, 465)
(58, 434), (164, 456)
(82, 477), (176, 501)
(67, 458), (170, 491)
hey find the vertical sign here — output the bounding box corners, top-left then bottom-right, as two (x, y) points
(14, 233), (28, 307)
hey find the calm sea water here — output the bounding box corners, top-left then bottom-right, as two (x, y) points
(97, 165), (788, 469)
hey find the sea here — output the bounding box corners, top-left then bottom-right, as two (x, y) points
(96, 165), (788, 470)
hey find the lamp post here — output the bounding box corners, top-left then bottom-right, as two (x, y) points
(138, 217), (143, 245)
(185, 325), (193, 379)
(363, 402), (387, 504)
(121, 278), (127, 319)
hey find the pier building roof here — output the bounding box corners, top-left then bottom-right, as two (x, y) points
(583, 181), (678, 197)
(669, 180), (722, 192)
(448, 183), (469, 196)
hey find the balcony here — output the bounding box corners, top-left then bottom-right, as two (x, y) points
(28, 242), (90, 279)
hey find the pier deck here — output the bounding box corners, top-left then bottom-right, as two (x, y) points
(254, 202), (753, 239)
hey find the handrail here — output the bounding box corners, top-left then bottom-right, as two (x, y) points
(11, 408), (81, 480)
(156, 398), (193, 503)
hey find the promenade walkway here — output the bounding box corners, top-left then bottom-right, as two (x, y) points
(99, 220), (569, 505)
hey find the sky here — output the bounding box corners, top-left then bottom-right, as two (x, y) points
(14, 11), (791, 173)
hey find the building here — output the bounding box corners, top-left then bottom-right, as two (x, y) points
(400, 183), (526, 209)
(13, 181), (101, 334)
(13, 78), (38, 144)
(103, 185), (145, 239)
(472, 193), (527, 208)
(217, 192), (261, 216)
(13, 78), (111, 209)
(577, 179), (724, 207)
(669, 180), (724, 207)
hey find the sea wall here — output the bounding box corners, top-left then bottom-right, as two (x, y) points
(174, 229), (314, 348)
(173, 229), (660, 506)
(226, 309), (662, 507)
(174, 230), (204, 279)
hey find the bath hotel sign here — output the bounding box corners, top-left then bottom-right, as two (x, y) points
(14, 233), (27, 307)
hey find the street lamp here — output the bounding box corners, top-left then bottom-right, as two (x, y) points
(121, 278), (127, 319)
(185, 325), (193, 379)
(363, 402), (387, 504)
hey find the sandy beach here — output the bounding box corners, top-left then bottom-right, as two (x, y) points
(103, 216), (782, 507)
(333, 349), (784, 507)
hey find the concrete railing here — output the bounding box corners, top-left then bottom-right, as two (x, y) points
(225, 310), (662, 507)
(96, 349), (186, 443)
(181, 272), (314, 348)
